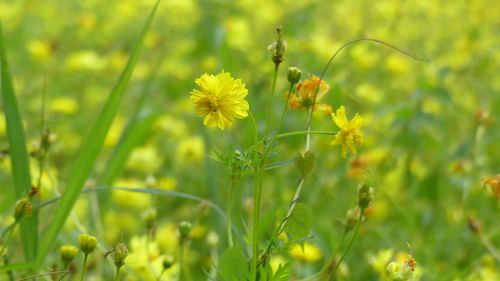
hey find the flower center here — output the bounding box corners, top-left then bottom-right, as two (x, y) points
(207, 95), (219, 112)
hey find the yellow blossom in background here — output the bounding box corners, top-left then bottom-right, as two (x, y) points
(175, 136), (205, 165)
(191, 71), (249, 129)
(27, 39), (53, 60)
(287, 74), (330, 112)
(49, 97), (79, 115)
(289, 242), (322, 262)
(331, 106), (364, 158)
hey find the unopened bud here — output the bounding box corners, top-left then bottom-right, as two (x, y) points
(78, 234), (97, 255)
(14, 199), (32, 221)
(163, 255), (175, 270)
(267, 26), (287, 66)
(113, 243), (128, 268)
(60, 245), (78, 265)
(144, 209), (157, 230)
(358, 184), (374, 209)
(287, 67), (302, 85)
(179, 221), (192, 240)
(345, 206), (361, 231)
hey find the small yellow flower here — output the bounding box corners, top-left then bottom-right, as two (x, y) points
(331, 106), (364, 158)
(289, 242), (322, 263)
(286, 74), (329, 112)
(191, 71), (249, 130)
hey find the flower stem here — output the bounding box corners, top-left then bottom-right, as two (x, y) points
(79, 254), (88, 281)
(326, 211), (363, 281)
(179, 242), (193, 281)
(226, 179), (235, 247)
(114, 266), (121, 281)
(264, 63), (280, 141)
(0, 221), (18, 258)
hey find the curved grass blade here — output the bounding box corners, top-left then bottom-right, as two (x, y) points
(0, 263), (32, 272)
(0, 22), (37, 262)
(34, 1), (161, 270)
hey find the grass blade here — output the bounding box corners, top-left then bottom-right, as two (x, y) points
(0, 22), (38, 262)
(34, 1), (161, 270)
(0, 263), (32, 272)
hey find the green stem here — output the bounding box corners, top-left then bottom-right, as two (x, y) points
(79, 254), (88, 281)
(0, 221), (18, 258)
(263, 63), (280, 141)
(114, 266), (121, 281)
(479, 232), (500, 263)
(226, 179), (235, 247)
(179, 242), (193, 281)
(326, 211), (363, 281)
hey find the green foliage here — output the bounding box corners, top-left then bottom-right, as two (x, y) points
(285, 202), (313, 241)
(219, 247), (249, 281)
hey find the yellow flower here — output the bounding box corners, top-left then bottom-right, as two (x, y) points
(286, 74), (329, 112)
(191, 71), (249, 129)
(331, 106), (364, 158)
(483, 175), (500, 199)
(289, 242), (322, 263)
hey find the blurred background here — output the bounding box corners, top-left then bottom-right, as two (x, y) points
(0, 0), (498, 280)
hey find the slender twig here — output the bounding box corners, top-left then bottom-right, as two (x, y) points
(79, 254), (88, 281)
(18, 271), (69, 281)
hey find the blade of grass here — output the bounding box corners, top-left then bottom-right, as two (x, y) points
(0, 263), (32, 272)
(0, 22), (38, 262)
(98, 53), (164, 211)
(34, 1), (161, 271)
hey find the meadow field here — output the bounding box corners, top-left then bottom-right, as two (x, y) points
(0, 0), (499, 280)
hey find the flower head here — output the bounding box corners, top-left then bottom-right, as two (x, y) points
(191, 71), (249, 130)
(286, 74), (330, 112)
(331, 106), (364, 157)
(483, 175), (500, 199)
(78, 234), (98, 255)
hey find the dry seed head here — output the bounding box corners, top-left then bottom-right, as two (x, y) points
(113, 242), (128, 268)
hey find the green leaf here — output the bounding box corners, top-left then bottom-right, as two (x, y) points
(0, 263), (32, 272)
(285, 202), (313, 241)
(294, 151), (316, 178)
(0, 22), (38, 262)
(33, 1), (161, 271)
(219, 247), (248, 281)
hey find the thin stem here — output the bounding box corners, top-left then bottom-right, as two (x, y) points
(115, 266), (121, 281)
(263, 63), (280, 141)
(326, 211), (363, 281)
(179, 242), (193, 281)
(226, 179), (235, 247)
(0, 221), (18, 258)
(18, 271), (69, 281)
(479, 232), (500, 263)
(79, 254), (88, 281)
(157, 269), (166, 281)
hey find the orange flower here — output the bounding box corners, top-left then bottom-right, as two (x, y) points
(286, 74), (330, 113)
(483, 175), (500, 199)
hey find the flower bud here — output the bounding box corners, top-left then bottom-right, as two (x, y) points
(287, 67), (302, 85)
(60, 245), (78, 265)
(144, 209), (157, 230)
(267, 26), (287, 65)
(179, 221), (192, 240)
(14, 199), (32, 221)
(345, 206), (361, 231)
(163, 255), (175, 270)
(113, 242), (128, 268)
(78, 234), (98, 255)
(358, 184), (374, 209)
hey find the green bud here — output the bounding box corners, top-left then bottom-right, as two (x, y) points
(113, 243), (128, 268)
(14, 199), (32, 221)
(144, 209), (157, 230)
(162, 255), (175, 270)
(267, 26), (287, 65)
(179, 221), (192, 239)
(60, 245), (78, 265)
(345, 206), (361, 231)
(358, 184), (374, 209)
(78, 234), (98, 255)
(287, 67), (302, 84)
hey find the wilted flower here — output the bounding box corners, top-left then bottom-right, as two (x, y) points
(286, 74), (329, 112)
(331, 106), (364, 158)
(483, 175), (500, 199)
(386, 255), (417, 281)
(113, 242), (128, 269)
(191, 71), (249, 129)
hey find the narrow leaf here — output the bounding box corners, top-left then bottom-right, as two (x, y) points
(34, 1), (161, 270)
(0, 22), (38, 262)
